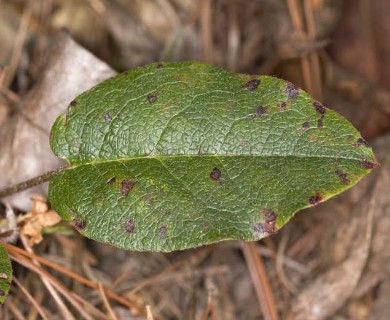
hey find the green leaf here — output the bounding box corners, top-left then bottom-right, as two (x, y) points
(0, 244), (12, 303)
(49, 62), (377, 251)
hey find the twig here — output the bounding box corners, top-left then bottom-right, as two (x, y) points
(5, 298), (27, 320)
(200, 0), (213, 63)
(0, 166), (68, 198)
(20, 236), (76, 320)
(240, 241), (279, 320)
(12, 276), (50, 320)
(98, 282), (118, 320)
(2, 241), (145, 315)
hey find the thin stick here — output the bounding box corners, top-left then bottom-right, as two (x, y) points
(98, 282), (118, 320)
(20, 236), (76, 320)
(241, 241), (279, 320)
(0, 166), (68, 198)
(12, 276), (50, 320)
(2, 241), (145, 315)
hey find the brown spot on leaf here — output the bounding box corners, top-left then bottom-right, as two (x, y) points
(278, 101), (287, 110)
(120, 180), (136, 196)
(287, 83), (299, 99)
(0, 289), (5, 296)
(302, 122), (310, 129)
(123, 71), (128, 76)
(353, 138), (369, 147)
(252, 105), (267, 118)
(158, 225), (167, 237)
(313, 102), (326, 115)
(157, 63), (164, 69)
(107, 177), (116, 185)
(210, 167), (222, 182)
(246, 78), (260, 91)
(263, 209), (277, 233)
(104, 114), (112, 124)
(335, 170), (350, 185)
(70, 100), (77, 107)
(317, 115), (324, 128)
(74, 219), (86, 230)
(147, 95), (157, 103)
(308, 192), (323, 206)
(124, 219), (136, 233)
(360, 160), (378, 169)
(252, 223), (264, 233)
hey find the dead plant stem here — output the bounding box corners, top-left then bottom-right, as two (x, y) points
(0, 166), (68, 198)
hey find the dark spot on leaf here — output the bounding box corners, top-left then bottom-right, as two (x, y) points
(317, 115), (324, 128)
(313, 102), (326, 115)
(246, 78), (260, 91)
(124, 219), (136, 233)
(287, 83), (299, 99)
(210, 167), (222, 182)
(360, 160), (378, 169)
(120, 180), (136, 196)
(0, 289), (5, 296)
(278, 101), (287, 109)
(157, 63), (164, 69)
(263, 208), (276, 221)
(252, 105), (267, 118)
(123, 71), (128, 76)
(74, 219), (86, 230)
(147, 94), (157, 103)
(70, 100), (77, 107)
(263, 209), (277, 233)
(308, 192), (322, 206)
(104, 114), (112, 124)
(107, 177), (116, 185)
(302, 122), (310, 129)
(335, 170), (350, 185)
(252, 223), (264, 233)
(346, 135), (354, 141)
(158, 225), (167, 237)
(353, 138), (369, 147)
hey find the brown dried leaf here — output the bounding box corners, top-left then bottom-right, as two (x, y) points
(18, 196), (61, 246)
(0, 32), (116, 211)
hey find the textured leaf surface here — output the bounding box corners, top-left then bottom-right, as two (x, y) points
(49, 62), (376, 251)
(0, 244), (12, 303)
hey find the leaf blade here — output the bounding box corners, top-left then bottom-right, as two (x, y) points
(49, 62), (376, 251)
(0, 244), (12, 303)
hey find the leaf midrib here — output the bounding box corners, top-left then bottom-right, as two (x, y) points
(65, 153), (364, 167)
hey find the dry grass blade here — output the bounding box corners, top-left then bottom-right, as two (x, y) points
(200, 0), (212, 63)
(276, 235), (298, 294)
(98, 282), (118, 320)
(129, 246), (212, 294)
(240, 241), (279, 320)
(20, 236), (76, 320)
(12, 276), (50, 320)
(200, 295), (217, 320)
(6, 298), (27, 320)
(1, 241), (145, 316)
